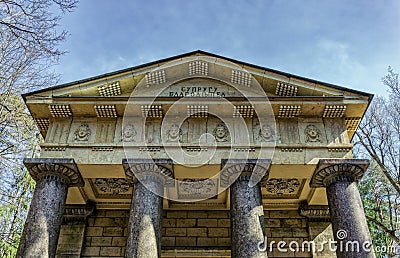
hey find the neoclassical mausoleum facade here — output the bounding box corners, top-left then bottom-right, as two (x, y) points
(18, 51), (374, 258)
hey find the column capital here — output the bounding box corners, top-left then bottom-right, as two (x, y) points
(23, 158), (84, 187)
(220, 159), (271, 187)
(122, 158), (174, 186)
(310, 159), (369, 188)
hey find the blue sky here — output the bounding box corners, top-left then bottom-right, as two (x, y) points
(55, 0), (400, 96)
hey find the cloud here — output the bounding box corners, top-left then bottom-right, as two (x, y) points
(316, 38), (365, 74)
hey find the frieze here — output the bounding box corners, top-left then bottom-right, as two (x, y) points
(257, 124), (276, 142)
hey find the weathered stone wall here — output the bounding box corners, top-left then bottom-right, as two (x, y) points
(56, 209), (331, 257)
(265, 210), (311, 257)
(56, 222), (86, 257)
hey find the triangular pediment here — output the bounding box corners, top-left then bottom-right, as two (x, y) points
(23, 50), (372, 100)
(23, 50), (372, 141)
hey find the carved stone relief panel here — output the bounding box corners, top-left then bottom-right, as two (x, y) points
(278, 118), (300, 144)
(263, 178), (305, 199)
(161, 120), (187, 144)
(177, 178), (218, 199)
(95, 119), (116, 143)
(187, 118), (207, 144)
(232, 118), (252, 145)
(323, 118), (349, 145)
(298, 118), (326, 145)
(94, 178), (130, 194)
(252, 118), (278, 144)
(45, 118), (72, 143)
(121, 123), (137, 142)
(207, 117), (231, 144)
(89, 178), (131, 199)
(179, 120), (189, 143)
(74, 124), (91, 141)
(117, 117), (144, 144)
(68, 118), (97, 143)
(144, 119), (161, 144)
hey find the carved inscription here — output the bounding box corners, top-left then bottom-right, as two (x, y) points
(169, 86), (226, 98)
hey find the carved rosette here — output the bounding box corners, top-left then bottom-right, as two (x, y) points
(95, 178), (130, 194)
(265, 178), (300, 196)
(122, 159), (174, 187)
(23, 158), (84, 187)
(220, 159), (271, 187)
(310, 159), (370, 188)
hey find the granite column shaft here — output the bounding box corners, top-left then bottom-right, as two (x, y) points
(310, 159), (375, 258)
(231, 179), (267, 258)
(17, 159), (84, 258)
(221, 159), (271, 258)
(123, 159), (174, 258)
(125, 179), (163, 258)
(326, 179), (375, 258)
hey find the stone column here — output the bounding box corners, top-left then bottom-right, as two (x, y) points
(310, 159), (375, 258)
(221, 159), (271, 258)
(17, 158), (84, 258)
(123, 159), (174, 258)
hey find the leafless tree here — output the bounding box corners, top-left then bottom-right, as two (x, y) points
(0, 0), (77, 256)
(355, 67), (400, 256)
